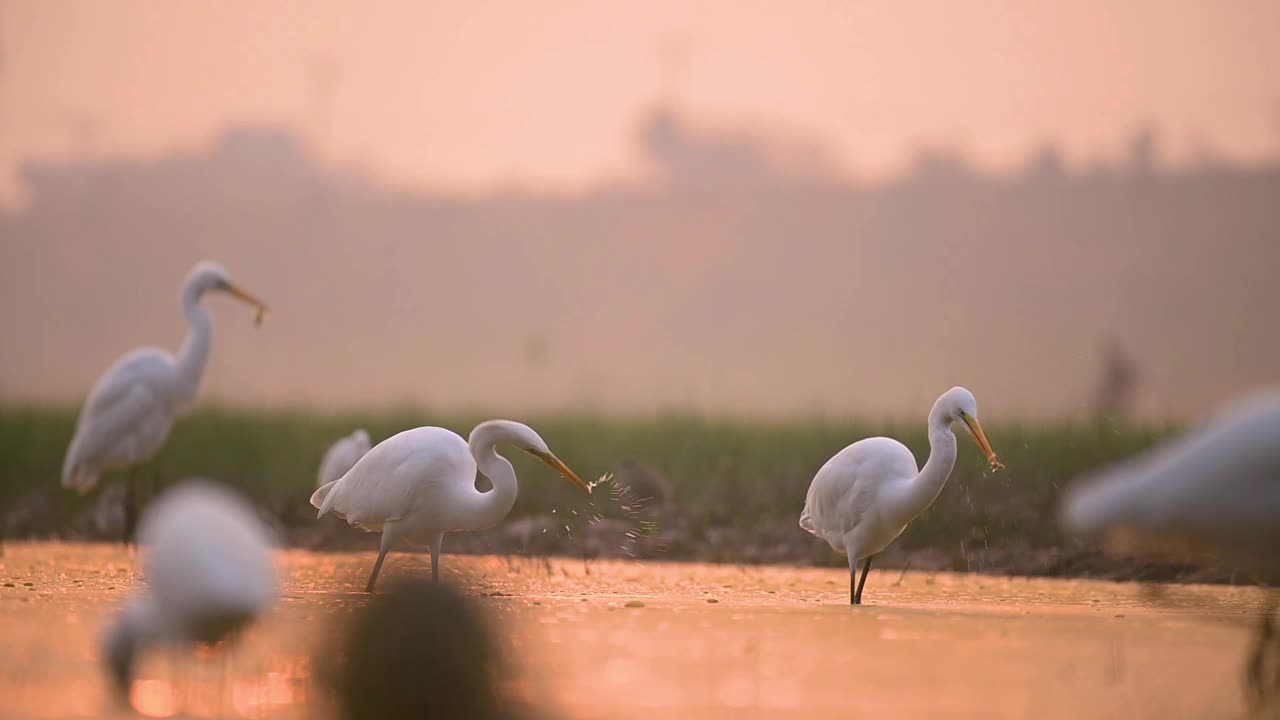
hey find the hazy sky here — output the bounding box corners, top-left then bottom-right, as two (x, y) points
(2, 1), (1278, 207)
(4, 2), (1279, 419)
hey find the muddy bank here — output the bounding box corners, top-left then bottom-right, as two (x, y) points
(5, 481), (1259, 587)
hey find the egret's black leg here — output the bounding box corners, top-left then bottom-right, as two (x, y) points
(854, 556), (874, 605)
(850, 566), (857, 605)
(365, 548), (390, 593)
(429, 532), (444, 584)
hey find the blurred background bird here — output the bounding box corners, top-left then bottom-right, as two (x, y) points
(301, 428), (374, 548)
(317, 429), (373, 489)
(60, 261), (268, 545)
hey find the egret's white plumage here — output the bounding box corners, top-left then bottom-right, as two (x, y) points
(800, 387), (1004, 604)
(1060, 391), (1280, 570)
(61, 261), (268, 541)
(317, 429), (373, 488)
(311, 420), (589, 592)
(101, 480), (278, 703)
(1061, 392), (1280, 711)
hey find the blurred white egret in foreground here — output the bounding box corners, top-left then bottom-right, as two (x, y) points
(61, 261), (268, 543)
(102, 480), (278, 706)
(1060, 391), (1280, 710)
(801, 387), (1004, 604)
(1060, 391), (1280, 569)
(317, 429), (373, 488)
(311, 420), (590, 592)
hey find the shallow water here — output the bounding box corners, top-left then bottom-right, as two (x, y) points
(0, 543), (1273, 719)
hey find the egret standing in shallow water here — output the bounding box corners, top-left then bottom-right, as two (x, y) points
(800, 387), (1004, 604)
(317, 429), (373, 488)
(61, 261), (268, 544)
(312, 420), (590, 592)
(102, 480), (278, 706)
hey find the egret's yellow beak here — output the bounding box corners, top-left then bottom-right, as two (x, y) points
(526, 449), (591, 493)
(960, 413), (1004, 471)
(222, 282), (269, 325)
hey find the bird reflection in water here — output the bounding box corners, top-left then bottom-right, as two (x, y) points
(322, 579), (531, 720)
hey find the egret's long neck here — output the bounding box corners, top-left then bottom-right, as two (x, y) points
(463, 426), (520, 530)
(893, 407), (958, 522)
(173, 286), (213, 412)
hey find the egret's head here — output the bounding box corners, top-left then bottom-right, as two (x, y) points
(183, 260), (270, 323)
(518, 430), (591, 494)
(470, 420), (591, 493)
(935, 386), (979, 423)
(933, 387), (1004, 471)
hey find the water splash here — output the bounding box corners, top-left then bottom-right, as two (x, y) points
(532, 474), (667, 567)
(584, 473), (666, 559)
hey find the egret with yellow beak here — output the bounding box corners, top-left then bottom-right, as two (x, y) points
(312, 420), (590, 592)
(800, 387), (1004, 604)
(61, 260), (269, 544)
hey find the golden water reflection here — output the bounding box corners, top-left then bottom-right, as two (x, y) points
(1, 543), (1274, 720)
(131, 680), (178, 718)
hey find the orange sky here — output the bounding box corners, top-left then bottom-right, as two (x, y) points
(2, 1), (1280, 419)
(2, 0), (1278, 207)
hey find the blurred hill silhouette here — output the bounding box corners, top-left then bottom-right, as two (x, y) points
(2, 107), (1277, 419)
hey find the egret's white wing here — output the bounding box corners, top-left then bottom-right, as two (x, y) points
(317, 427), (473, 532)
(801, 437), (919, 546)
(63, 349), (177, 492)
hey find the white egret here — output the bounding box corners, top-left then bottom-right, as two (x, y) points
(311, 420), (590, 592)
(1060, 391), (1280, 572)
(61, 261), (268, 544)
(317, 429), (373, 488)
(102, 480), (278, 705)
(1059, 391), (1280, 710)
(800, 387), (1004, 604)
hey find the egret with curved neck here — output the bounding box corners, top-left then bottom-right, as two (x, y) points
(312, 420), (590, 592)
(800, 387), (1004, 604)
(61, 260), (269, 544)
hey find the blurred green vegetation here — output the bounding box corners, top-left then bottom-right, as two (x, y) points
(0, 405), (1174, 564)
